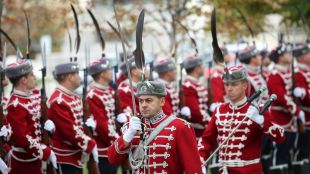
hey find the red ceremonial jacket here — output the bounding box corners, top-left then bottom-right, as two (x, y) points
(118, 79), (140, 115)
(267, 64), (301, 131)
(245, 65), (269, 106)
(47, 86), (96, 168)
(295, 63), (310, 130)
(198, 97), (285, 174)
(183, 75), (210, 137)
(117, 74), (127, 87)
(210, 65), (226, 103)
(87, 82), (119, 157)
(158, 79), (180, 116)
(7, 89), (51, 174)
(108, 112), (202, 174)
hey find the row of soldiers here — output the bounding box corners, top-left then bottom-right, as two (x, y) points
(0, 40), (308, 174)
(114, 43), (310, 174)
(204, 43), (310, 174)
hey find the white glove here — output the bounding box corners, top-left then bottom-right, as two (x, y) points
(117, 113), (128, 123)
(49, 151), (58, 169)
(293, 87), (306, 99)
(202, 165), (207, 174)
(123, 116), (141, 143)
(180, 106), (191, 118)
(91, 145), (99, 163)
(0, 158), (8, 174)
(246, 105), (264, 126)
(209, 102), (219, 113)
(85, 117), (96, 129)
(0, 126), (8, 137)
(298, 110), (306, 124)
(44, 120), (55, 134)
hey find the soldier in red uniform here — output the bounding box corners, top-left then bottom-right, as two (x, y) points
(117, 57), (143, 123)
(238, 46), (273, 173)
(87, 58), (119, 174)
(292, 44), (310, 173)
(108, 80), (202, 173)
(198, 65), (285, 174)
(239, 46), (269, 105)
(5, 60), (57, 174)
(117, 53), (134, 86)
(182, 55), (210, 138)
(267, 44), (305, 173)
(208, 47), (231, 174)
(47, 62), (97, 174)
(209, 47), (231, 112)
(153, 58), (191, 117)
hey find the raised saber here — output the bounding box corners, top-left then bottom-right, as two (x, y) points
(113, 5), (137, 116)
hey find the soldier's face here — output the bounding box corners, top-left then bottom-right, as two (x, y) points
(24, 71), (37, 90)
(167, 69), (177, 82)
(262, 57), (271, 67)
(282, 52), (293, 64)
(224, 81), (246, 103)
(197, 64), (204, 77)
(252, 55), (262, 66)
(144, 67), (150, 80)
(299, 52), (310, 65)
(2, 75), (9, 87)
(102, 69), (113, 82)
(139, 95), (165, 118)
(305, 52), (310, 65)
(69, 72), (80, 89)
(131, 68), (142, 80)
(224, 54), (231, 63)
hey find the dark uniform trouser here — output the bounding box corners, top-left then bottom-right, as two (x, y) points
(209, 154), (219, 174)
(270, 132), (296, 174)
(56, 164), (82, 174)
(261, 135), (274, 174)
(99, 157), (118, 174)
(292, 130), (310, 174)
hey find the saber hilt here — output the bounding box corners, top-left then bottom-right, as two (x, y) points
(259, 94), (277, 115)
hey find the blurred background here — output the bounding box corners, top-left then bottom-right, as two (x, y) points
(0, 0), (309, 96)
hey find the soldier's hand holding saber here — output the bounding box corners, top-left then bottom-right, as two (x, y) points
(123, 116), (142, 143)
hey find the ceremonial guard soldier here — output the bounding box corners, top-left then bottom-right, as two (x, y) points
(207, 47), (231, 174)
(117, 53), (134, 86)
(87, 58), (119, 174)
(153, 58), (190, 117)
(108, 81), (202, 173)
(182, 55), (210, 138)
(238, 46), (273, 173)
(5, 60), (57, 174)
(47, 62), (97, 174)
(239, 46), (269, 105)
(267, 44), (306, 173)
(198, 65), (285, 174)
(292, 44), (310, 173)
(117, 57), (143, 123)
(209, 47), (231, 113)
